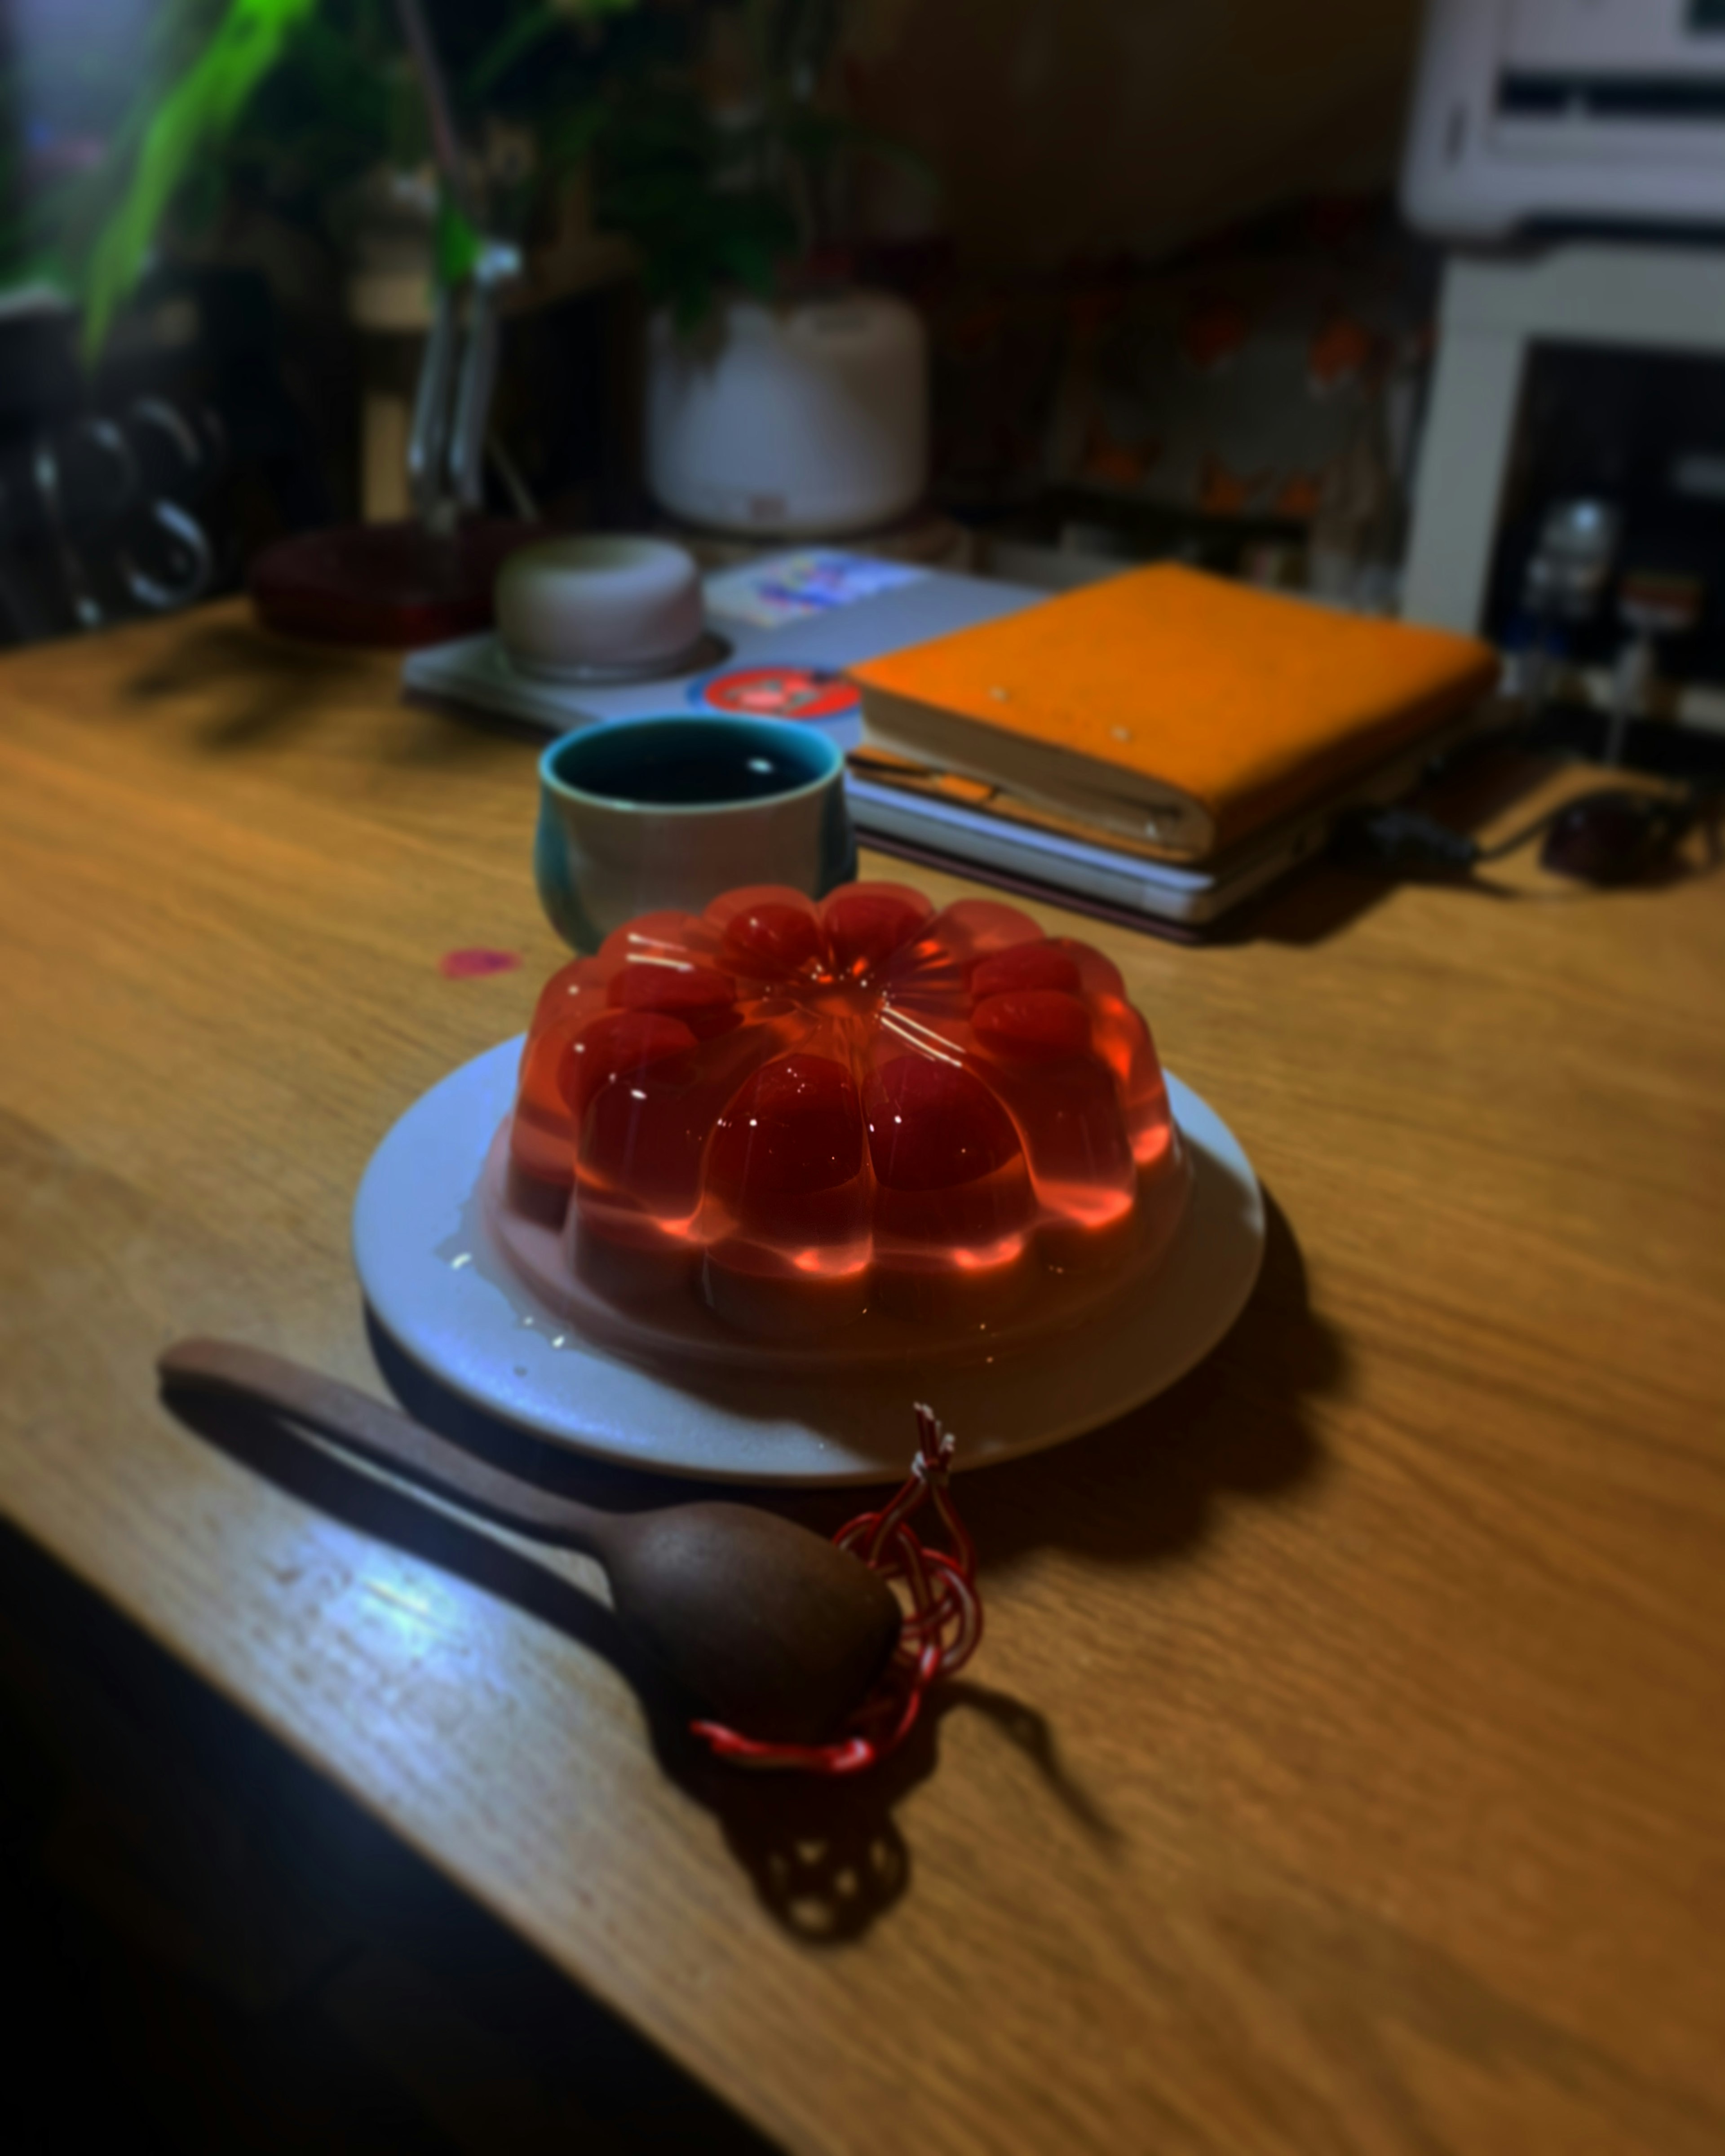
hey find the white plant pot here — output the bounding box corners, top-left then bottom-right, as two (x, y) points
(646, 290), (929, 539)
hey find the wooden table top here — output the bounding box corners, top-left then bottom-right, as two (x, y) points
(3, 601), (1722, 2154)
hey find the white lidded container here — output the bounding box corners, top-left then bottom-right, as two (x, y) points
(646, 290), (929, 539)
(495, 535), (706, 680)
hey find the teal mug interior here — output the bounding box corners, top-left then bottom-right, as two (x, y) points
(540, 713), (843, 809)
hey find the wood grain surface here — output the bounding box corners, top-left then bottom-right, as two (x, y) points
(2, 601), (1722, 2154)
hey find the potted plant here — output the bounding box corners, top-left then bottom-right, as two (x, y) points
(596, 0), (932, 539)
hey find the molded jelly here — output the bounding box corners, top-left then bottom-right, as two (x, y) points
(494, 880), (1185, 1343)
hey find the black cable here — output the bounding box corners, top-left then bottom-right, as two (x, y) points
(1331, 780), (1717, 881)
(1327, 806), (1483, 875)
(1474, 799), (1587, 863)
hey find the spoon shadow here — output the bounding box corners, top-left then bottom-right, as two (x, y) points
(159, 1382), (1084, 1944)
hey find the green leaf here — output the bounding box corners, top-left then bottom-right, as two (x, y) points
(434, 194), (482, 286)
(80, 0), (322, 363)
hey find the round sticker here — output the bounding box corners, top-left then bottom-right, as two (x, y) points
(691, 665), (861, 721)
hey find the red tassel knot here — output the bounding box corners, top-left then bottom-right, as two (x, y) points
(691, 1404), (984, 1774)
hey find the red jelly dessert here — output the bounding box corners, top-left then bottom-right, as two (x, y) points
(482, 881), (1189, 1362)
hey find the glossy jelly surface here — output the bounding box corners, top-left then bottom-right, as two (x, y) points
(495, 880), (1184, 1345)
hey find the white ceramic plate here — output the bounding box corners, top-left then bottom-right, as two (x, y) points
(353, 1039), (1265, 1486)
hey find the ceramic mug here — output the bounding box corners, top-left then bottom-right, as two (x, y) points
(535, 714), (857, 951)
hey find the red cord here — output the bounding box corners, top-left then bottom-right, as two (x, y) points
(691, 1405), (983, 1774)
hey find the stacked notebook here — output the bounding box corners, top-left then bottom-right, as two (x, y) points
(845, 565), (1498, 927)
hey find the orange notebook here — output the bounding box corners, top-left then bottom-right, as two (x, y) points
(849, 565), (1498, 862)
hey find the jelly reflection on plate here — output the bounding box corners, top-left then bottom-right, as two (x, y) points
(483, 882), (1191, 1370)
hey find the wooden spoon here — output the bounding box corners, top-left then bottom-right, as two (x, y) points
(158, 1338), (903, 1745)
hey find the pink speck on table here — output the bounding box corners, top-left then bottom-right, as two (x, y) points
(439, 948), (521, 980)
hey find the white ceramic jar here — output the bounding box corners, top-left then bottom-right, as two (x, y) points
(495, 535), (704, 679)
(646, 290), (929, 539)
